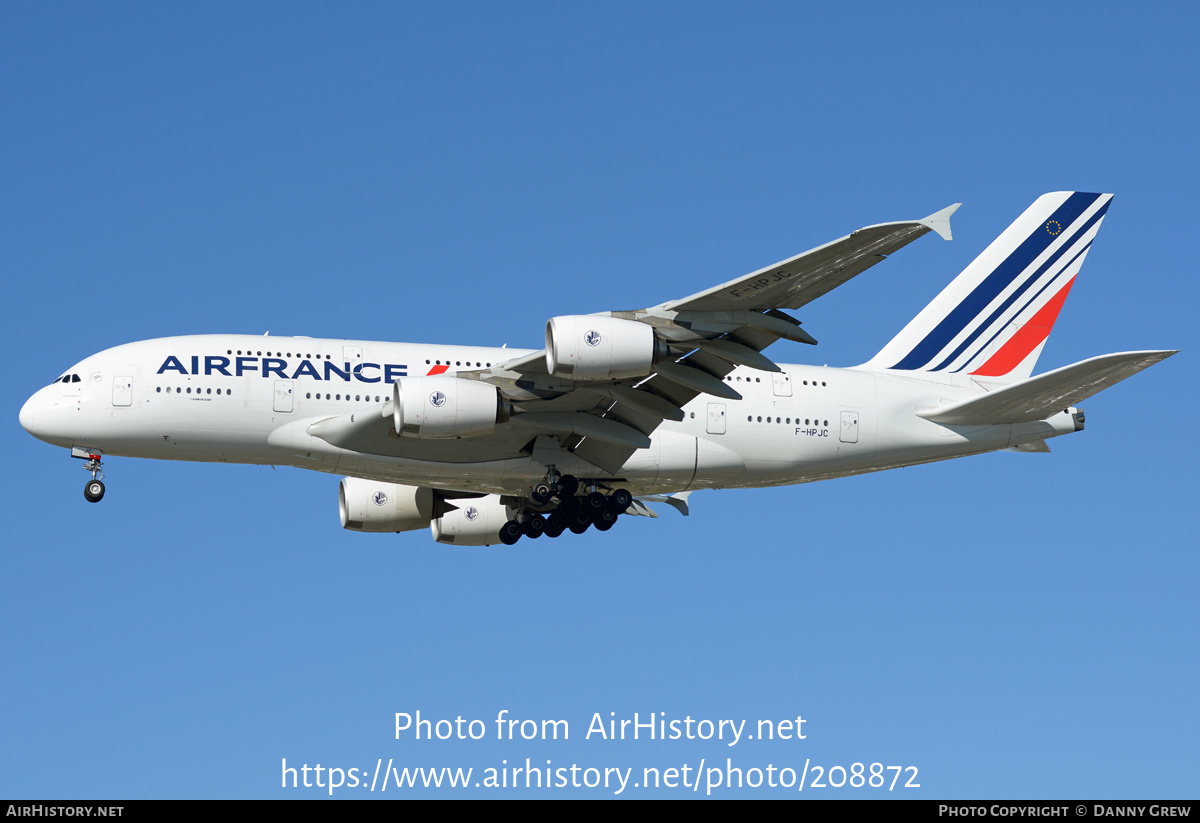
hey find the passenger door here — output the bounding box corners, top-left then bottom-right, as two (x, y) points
(706, 403), (726, 434)
(274, 380), (294, 413)
(839, 410), (859, 443)
(772, 372), (792, 397)
(112, 375), (133, 407)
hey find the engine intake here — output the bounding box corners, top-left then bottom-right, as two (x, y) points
(545, 315), (668, 380)
(392, 376), (511, 439)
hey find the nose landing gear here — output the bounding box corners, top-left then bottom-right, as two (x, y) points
(75, 450), (106, 503)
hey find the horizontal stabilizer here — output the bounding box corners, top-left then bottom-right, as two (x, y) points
(919, 350), (1177, 424)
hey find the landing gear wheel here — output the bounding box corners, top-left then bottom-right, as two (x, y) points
(84, 479), (105, 503)
(608, 488), (633, 513)
(557, 496), (582, 518)
(554, 475), (579, 499)
(568, 514), (591, 535)
(523, 514), (546, 539)
(584, 491), (608, 514)
(544, 512), (567, 538)
(499, 520), (523, 545)
(530, 482), (553, 506)
(594, 508), (618, 530)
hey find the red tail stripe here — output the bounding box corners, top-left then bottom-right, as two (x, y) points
(971, 276), (1076, 377)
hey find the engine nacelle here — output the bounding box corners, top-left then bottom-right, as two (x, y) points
(392, 376), (510, 439)
(339, 478), (434, 533)
(430, 494), (514, 546)
(545, 315), (668, 380)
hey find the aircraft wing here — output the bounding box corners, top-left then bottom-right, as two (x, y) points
(657, 202), (959, 314)
(481, 202), (959, 472)
(308, 202), (959, 475)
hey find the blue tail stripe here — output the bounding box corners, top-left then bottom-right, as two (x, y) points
(888, 192), (1100, 370)
(949, 238), (1094, 373)
(929, 201), (1109, 372)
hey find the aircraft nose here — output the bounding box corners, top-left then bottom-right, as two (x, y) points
(19, 393), (40, 436)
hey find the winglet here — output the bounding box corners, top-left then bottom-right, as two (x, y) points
(919, 203), (961, 241)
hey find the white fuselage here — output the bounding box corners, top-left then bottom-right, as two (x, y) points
(20, 334), (1079, 496)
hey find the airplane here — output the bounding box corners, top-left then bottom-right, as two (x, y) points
(19, 191), (1176, 546)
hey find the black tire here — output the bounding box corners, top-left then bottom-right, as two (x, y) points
(608, 488), (633, 513)
(584, 491), (607, 513)
(499, 520), (523, 545)
(568, 514), (590, 535)
(545, 512), (567, 537)
(531, 483), (553, 506)
(557, 496), (582, 517)
(554, 475), (579, 499)
(594, 508), (618, 529)
(84, 479), (105, 503)
(523, 514), (546, 539)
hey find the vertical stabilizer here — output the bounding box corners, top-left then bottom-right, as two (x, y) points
(863, 192), (1113, 384)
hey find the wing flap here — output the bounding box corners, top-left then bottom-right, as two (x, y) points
(572, 439), (638, 474)
(919, 350), (1178, 424)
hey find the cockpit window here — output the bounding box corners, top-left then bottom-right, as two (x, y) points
(52, 374), (81, 385)
(71, 374), (81, 383)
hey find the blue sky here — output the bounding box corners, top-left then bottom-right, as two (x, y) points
(3, 2), (1196, 798)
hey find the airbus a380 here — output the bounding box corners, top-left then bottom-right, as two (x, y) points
(19, 192), (1175, 545)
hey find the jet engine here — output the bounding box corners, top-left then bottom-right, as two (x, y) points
(339, 478), (434, 532)
(545, 315), (669, 380)
(392, 376), (511, 438)
(430, 494), (515, 546)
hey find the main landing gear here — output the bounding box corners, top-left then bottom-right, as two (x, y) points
(498, 474), (634, 546)
(80, 453), (105, 503)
